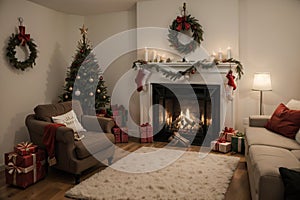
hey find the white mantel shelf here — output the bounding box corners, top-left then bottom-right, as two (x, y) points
(145, 62), (237, 74)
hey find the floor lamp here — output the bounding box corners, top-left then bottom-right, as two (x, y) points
(252, 72), (272, 115)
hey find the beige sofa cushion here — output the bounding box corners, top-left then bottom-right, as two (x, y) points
(249, 145), (300, 199)
(291, 150), (300, 161)
(246, 127), (300, 150)
(286, 99), (300, 110)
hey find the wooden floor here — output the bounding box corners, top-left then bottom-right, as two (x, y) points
(0, 141), (251, 200)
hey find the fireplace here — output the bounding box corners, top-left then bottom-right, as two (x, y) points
(152, 83), (220, 146)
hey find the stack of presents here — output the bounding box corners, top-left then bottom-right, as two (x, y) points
(4, 142), (46, 188)
(111, 104), (153, 144)
(139, 123), (153, 143)
(111, 104), (129, 143)
(211, 127), (245, 154)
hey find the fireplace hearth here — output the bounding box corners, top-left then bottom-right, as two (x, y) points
(152, 83), (220, 146)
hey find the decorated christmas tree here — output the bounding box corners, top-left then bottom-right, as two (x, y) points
(59, 25), (110, 114)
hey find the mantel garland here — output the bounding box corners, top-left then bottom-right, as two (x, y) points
(168, 3), (204, 54)
(6, 18), (37, 71)
(132, 58), (244, 81)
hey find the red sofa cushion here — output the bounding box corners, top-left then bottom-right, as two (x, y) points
(265, 103), (300, 139)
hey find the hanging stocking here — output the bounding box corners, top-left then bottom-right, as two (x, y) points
(135, 68), (151, 92)
(225, 70), (236, 101)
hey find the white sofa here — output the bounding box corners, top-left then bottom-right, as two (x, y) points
(245, 99), (300, 200)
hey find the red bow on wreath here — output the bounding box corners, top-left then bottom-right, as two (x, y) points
(176, 16), (191, 31)
(18, 26), (30, 46)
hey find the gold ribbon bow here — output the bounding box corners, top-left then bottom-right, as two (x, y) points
(17, 141), (33, 152)
(7, 162), (22, 175)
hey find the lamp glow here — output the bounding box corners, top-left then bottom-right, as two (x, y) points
(252, 72), (272, 91)
(252, 72), (272, 115)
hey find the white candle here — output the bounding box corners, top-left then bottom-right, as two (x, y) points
(153, 50), (157, 61)
(227, 46), (231, 59)
(218, 48), (223, 60)
(212, 51), (216, 59)
(144, 47), (148, 61)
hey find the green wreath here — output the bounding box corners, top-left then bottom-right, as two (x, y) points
(168, 14), (204, 54)
(6, 33), (37, 71)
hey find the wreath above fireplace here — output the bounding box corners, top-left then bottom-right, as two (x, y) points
(168, 3), (204, 54)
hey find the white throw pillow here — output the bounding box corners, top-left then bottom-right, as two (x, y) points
(295, 130), (300, 145)
(52, 110), (86, 132)
(286, 99), (300, 110)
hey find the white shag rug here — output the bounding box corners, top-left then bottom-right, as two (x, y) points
(65, 147), (240, 200)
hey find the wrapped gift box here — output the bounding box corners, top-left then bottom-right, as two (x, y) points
(211, 140), (231, 153)
(140, 127), (148, 143)
(139, 124), (153, 143)
(112, 127), (128, 143)
(120, 127), (128, 143)
(232, 136), (245, 154)
(219, 127), (238, 142)
(147, 125), (153, 143)
(5, 149), (46, 188)
(113, 127), (121, 143)
(14, 142), (38, 156)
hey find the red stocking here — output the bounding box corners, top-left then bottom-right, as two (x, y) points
(226, 70), (236, 101)
(135, 69), (151, 92)
(226, 70), (236, 90)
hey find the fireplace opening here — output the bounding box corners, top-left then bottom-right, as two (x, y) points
(152, 83), (220, 146)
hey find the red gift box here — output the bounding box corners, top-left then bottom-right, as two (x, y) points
(113, 128), (121, 143)
(14, 142), (38, 156)
(140, 127), (148, 143)
(120, 127), (128, 143)
(113, 127), (128, 143)
(147, 126), (153, 143)
(5, 149), (46, 188)
(140, 123), (153, 143)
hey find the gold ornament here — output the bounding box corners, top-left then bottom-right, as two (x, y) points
(69, 87), (73, 91)
(103, 95), (106, 99)
(97, 89), (101, 93)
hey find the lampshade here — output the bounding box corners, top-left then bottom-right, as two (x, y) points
(252, 72), (272, 91)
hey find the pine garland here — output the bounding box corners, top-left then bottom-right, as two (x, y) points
(132, 58), (244, 81)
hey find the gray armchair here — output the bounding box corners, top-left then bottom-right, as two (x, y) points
(25, 100), (115, 184)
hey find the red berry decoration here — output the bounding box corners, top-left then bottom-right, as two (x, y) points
(191, 69), (196, 74)
(99, 76), (103, 80)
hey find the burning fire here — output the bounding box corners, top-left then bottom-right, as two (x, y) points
(165, 108), (211, 131)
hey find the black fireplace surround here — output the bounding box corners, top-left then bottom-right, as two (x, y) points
(152, 83), (220, 146)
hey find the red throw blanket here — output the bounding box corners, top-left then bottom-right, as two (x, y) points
(43, 123), (65, 166)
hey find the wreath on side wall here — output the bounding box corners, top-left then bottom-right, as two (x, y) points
(168, 3), (204, 54)
(6, 18), (37, 71)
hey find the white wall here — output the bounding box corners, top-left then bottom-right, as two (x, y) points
(84, 9), (138, 124)
(0, 0), (83, 165)
(137, 0), (239, 58)
(238, 0), (300, 130)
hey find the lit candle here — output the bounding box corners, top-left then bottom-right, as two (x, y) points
(144, 47), (148, 61)
(218, 48), (223, 61)
(153, 50), (157, 61)
(212, 51), (216, 59)
(227, 46), (231, 59)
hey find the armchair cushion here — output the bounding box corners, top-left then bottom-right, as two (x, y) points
(34, 100), (84, 122)
(52, 110), (86, 133)
(75, 132), (114, 160)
